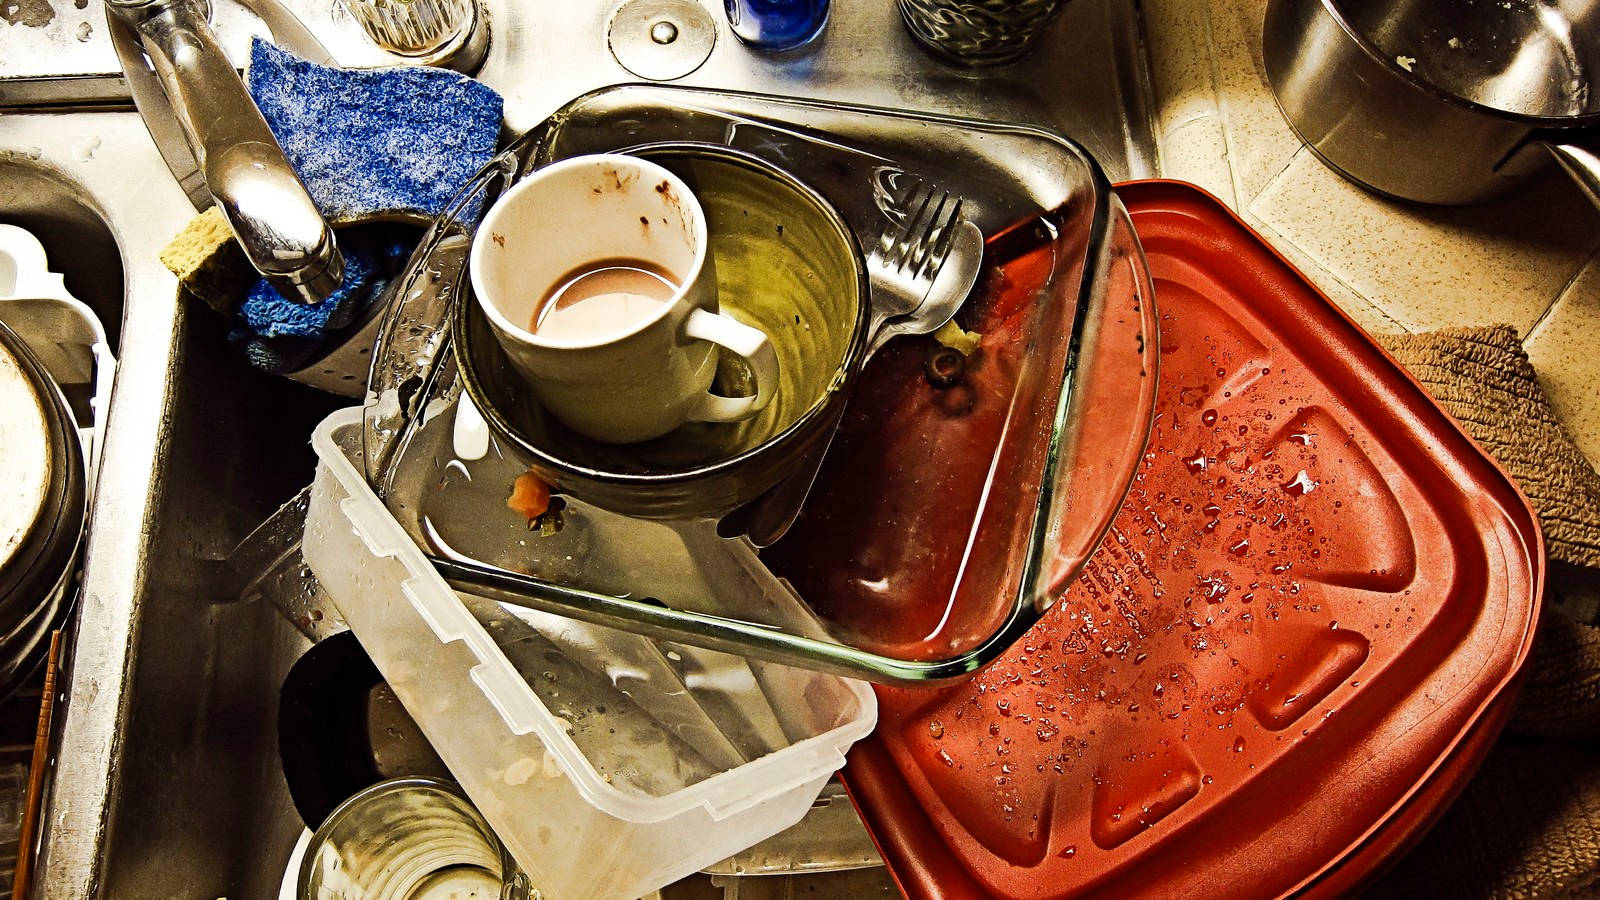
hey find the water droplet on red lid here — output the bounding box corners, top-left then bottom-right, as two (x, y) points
(1283, 470), (1319, 496)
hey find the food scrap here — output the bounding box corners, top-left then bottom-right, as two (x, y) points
(507, 469), (551, 522)
(934, 319), (983, 356)
(925, 346), (968, 389)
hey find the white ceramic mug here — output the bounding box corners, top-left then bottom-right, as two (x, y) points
(470, 154), (778, 444)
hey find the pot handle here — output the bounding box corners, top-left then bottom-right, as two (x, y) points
(1543, 140), (1600, 210)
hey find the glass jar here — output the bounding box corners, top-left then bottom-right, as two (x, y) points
(339, 0), (489, 72)
(723, 0), (830, 51)
(897, 0), (1069, 66)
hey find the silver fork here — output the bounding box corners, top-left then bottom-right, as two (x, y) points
(867, 180), (966, 332)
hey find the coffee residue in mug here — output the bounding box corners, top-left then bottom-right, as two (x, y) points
(592, 166), (640, 195)
(530, 257), (680, 342)
(652, 179), (694, 242)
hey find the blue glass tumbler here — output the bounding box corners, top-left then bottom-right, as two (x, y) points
(724, 0), (830, 50)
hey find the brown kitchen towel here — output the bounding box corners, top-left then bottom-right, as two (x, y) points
(1360, 325), (1600, 900)
(1375, 325), (1600, 741)
(1365, 738), (1600, 900)
(1375, 325), (1600, 571)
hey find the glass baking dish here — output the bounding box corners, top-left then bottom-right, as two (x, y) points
(380, 84), (1160, 683)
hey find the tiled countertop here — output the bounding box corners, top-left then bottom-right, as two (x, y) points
(1143, 0), (1600, 468)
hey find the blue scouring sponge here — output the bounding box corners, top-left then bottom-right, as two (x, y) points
(231, 224), (414, 372)
(247, 38), (504, 224)
(229, 40), (503, 373)
(237, 225), (410, 339)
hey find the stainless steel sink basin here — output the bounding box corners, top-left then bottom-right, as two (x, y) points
(1, 1), (1159, 894)
(1, 114), (347, 898)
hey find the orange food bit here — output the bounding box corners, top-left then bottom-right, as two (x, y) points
(507, 470), (551, 522)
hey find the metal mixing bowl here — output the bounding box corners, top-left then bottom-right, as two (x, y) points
(454, 142), (870, 520)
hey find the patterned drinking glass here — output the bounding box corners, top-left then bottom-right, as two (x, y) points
(898, 0), (1069, 66)
(341, 0), (488, 70)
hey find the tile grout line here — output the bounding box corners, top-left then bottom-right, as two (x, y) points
(1243, 146), (1309, 220)
(1250, 207), (1410, 334)
(1522, 243), (1600, 343)
(1196, 0), (1246, 209)
(1151, 0), (1230, 188)
(1145, 0), (1205, 166)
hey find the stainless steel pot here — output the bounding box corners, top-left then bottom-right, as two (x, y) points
(0, 320), (84, 700)
(1264, 0), (1600, 206)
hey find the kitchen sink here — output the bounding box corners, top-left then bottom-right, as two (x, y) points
(1, 0), (1159, 895)
(2, 114), (346, 898)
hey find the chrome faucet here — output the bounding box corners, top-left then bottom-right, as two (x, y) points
(107, 0), (343, 304)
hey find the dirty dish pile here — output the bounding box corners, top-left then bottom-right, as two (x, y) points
(457, 143), (868, 519)
(0, 322), (83, 701)
(301, 85), (1160, 898)
(469, 152), (781, 446)
(0, 224), (113, 701)
(418, 84), (1161, 683)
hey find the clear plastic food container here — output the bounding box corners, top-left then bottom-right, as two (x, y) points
(303, 409), (876, 900)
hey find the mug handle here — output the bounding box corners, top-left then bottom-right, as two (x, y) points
(682, 308), (778, 423)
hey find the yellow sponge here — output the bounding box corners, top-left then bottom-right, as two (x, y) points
(158, 206), (257, 315)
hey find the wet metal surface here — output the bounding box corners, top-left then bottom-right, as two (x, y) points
(1, 0), (1156, 181)
(0, 2), (1158, 895)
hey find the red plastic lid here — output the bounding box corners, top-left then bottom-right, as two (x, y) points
(840, 181), (1543, 899)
